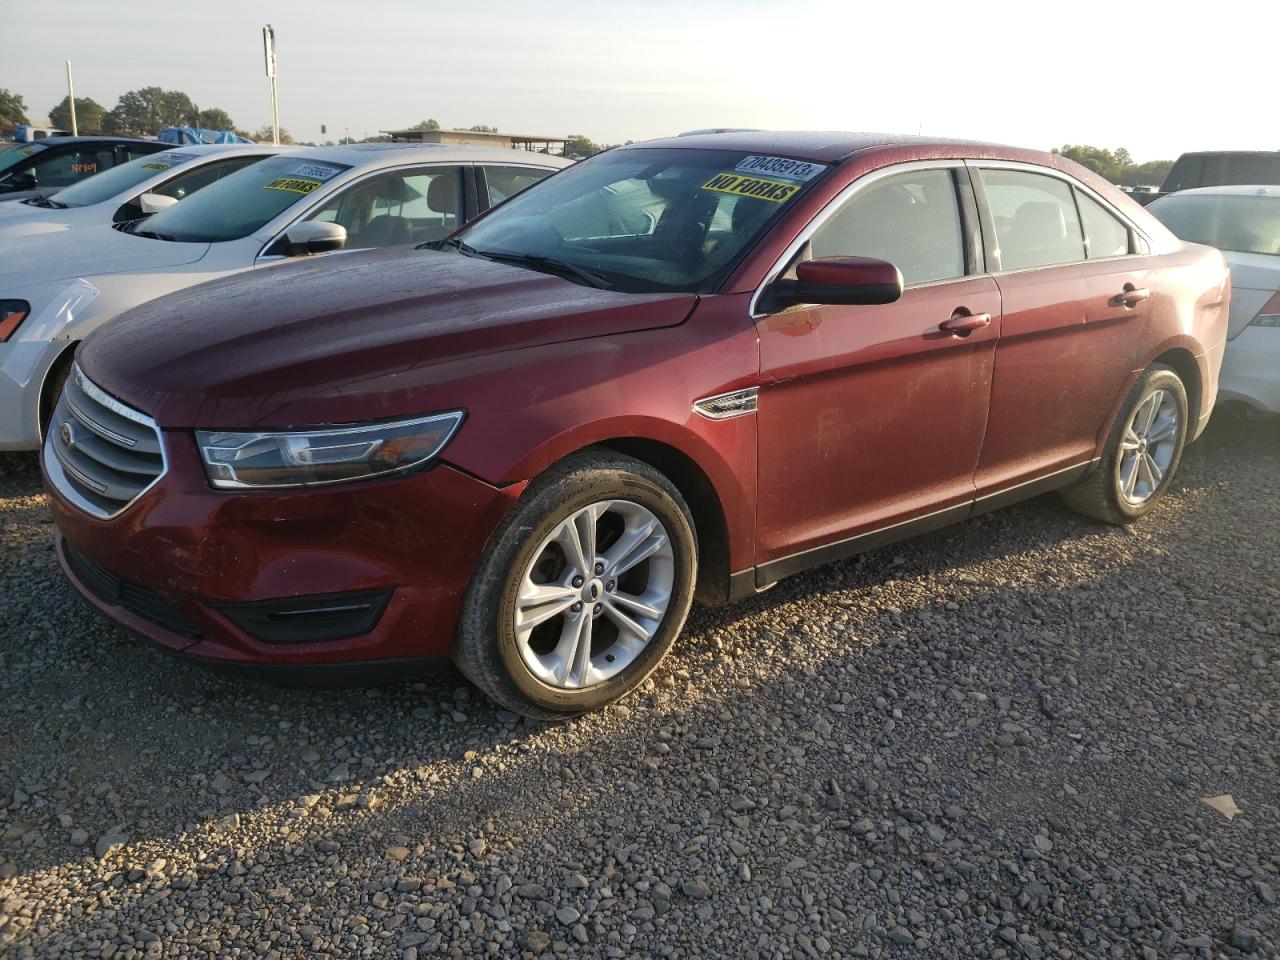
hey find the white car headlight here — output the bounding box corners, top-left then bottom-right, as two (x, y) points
(196, 412), (465, 489)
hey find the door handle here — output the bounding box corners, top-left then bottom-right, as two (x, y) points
(939, 312), (991, 336)
(1111, 286), (1150, 307)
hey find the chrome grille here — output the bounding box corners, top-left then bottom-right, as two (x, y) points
(44, 364), (166, 519)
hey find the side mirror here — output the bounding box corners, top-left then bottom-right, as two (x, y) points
(11, 172), (38, 191)
(284, 221), (348, 256)
(137, 192), (179, 215)
(769, 256), (903, 308)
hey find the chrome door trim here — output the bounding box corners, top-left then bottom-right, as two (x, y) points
(748, 159), (968, 319)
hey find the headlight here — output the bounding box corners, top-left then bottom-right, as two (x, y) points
(0, 300), (30, 342)
(196, 412), (465, 489)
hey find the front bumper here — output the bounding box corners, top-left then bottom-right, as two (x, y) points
(43, 428), (525, 675)
(1220, 325), (1280, 414)
(0, 339), (71, 450)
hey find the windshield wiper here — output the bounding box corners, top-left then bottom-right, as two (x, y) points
(22, 196), (66, 208)
(471, 249), (613, 290)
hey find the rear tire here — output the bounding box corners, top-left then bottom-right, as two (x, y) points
(454, 450), (697, 718)
(1060, 364), (1188, 524)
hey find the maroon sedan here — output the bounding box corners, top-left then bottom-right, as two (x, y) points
(43, 132), (1230, 717)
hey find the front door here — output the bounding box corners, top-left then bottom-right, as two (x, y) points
(754, 165), (1001, 580)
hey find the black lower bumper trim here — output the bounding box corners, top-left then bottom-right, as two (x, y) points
(177, 652), (450, 689)
(214, 588), (393, 644)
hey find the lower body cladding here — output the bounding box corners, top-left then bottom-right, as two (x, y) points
(1219, 325), (1280, 415)
(43, 430), (525, 684)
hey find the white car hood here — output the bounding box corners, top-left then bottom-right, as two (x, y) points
(0, 224), (210, 289)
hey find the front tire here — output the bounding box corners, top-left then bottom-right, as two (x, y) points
(454, 450), (697, 718)
(1060, 364), (1189, 524)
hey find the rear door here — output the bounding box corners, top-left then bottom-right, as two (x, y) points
(971, 164), (1156, 495)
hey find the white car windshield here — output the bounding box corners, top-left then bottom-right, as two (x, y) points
(453, 148), (830, 293)
(0, 143), (46, 175)
(137, 156), (351, 243)
(1150, 193), (1280, 257)
(47, 152), (196, 208)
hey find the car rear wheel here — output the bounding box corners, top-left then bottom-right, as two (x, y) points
(1060, 364), (1189, 524)
(454, 450), (697, 718)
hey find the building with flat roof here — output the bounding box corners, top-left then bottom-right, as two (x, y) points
(384, 128), (567, 154)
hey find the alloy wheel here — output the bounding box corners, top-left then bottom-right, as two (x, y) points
(514, 499), (675, 689)
(1117, 388), (1180, 505)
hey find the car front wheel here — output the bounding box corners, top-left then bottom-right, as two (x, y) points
(454, 450), (697, 718)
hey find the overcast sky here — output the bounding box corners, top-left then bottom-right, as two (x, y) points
(6, 0), (1275, 160)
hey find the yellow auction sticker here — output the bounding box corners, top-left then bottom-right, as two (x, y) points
(702, 172), (800, 203)
(264, 177), (323, 195)
(142, 162), (173, 171)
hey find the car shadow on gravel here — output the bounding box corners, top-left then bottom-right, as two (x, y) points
(1, 415), (1277, 957)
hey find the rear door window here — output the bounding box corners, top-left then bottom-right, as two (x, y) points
(980, 169), (1086, 270)
(31, 148), (116, 188)
(482, 165), (554, 207)
(1076, 191), (1132, 259)
(804, 168), (966, 285)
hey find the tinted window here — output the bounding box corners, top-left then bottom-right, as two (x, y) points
(140, 155), (352, 242)
(1148, 193), (1280, 256)
(457, 148), (826, 294)
(805, 169), (964, 285)
(305, 166), (463, 248)
(981, 169), (1085, 270)
(154, 156), (264, 201)
(484, 165), (553, 206)
(1076, 191), (1131, 259)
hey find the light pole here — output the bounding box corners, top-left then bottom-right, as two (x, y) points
(65, 61), (78, 135)
(263, 25), (280, 145)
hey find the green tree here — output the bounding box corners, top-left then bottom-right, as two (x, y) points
(48, 96), (106, 133)
(196, 107), (236, 131)
(410, 119), (440, 131)
(102, 87), (200, 136)
(467, 124), (497, 133)
(1052, 144), (1124, 180)
(0, 89), (27, 127)
(563, 134), (601, 160)
(252, 126), (294, 144)
(1051, 144), (1173, 187)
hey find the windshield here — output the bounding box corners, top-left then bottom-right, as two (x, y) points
(49, 151), (196, 208)
(139, 155), (351, 242)
(1149, 193), (1280, 256)
(454, 148), (830, 293)
(0, 143), (46, 175)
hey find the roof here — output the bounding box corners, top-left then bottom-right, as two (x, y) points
(20, 135), (158, 146)
(158, 143), (293, 157)
(630, 130), (1006, 163)
(383, 128), (566, 141)
(1160, 184), (1280, 198)
(284, 142), (573, 167)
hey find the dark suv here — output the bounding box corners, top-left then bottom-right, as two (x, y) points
(0, 136), (165, 200)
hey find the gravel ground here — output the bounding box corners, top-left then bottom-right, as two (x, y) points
(0, 414), (1276, 960)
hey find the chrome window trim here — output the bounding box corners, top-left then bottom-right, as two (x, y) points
(254, 160), (473, 264)
(965, 159), (1154, 275)
(748, 159), (968, 319)
(44, 364), (169, 521)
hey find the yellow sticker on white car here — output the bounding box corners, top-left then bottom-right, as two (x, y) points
(702, 172), (800, 203)
(142, 162), (173, 171)
(264, 177), (324, 195)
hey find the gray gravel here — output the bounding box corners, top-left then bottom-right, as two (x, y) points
(1, 414), (1277, 959)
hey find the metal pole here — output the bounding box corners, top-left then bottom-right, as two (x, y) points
(66, 61), (78, 136)
(264, 25), (280, 145)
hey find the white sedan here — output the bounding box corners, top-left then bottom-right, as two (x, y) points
(0, 143), (569, 449)
(1148, 185), (1280, 414)
(0, 143), (288, 240)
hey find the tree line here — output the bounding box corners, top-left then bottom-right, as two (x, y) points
(0, 90), (1179, 178)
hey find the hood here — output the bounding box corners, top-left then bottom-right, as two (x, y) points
(0, 224), (210, 291)
(0, 188), (55, 203)
(81, 246), (699, 428)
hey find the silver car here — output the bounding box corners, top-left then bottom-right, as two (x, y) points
(0, 143), (570, 450)
(1148, 185), (1280, 414)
